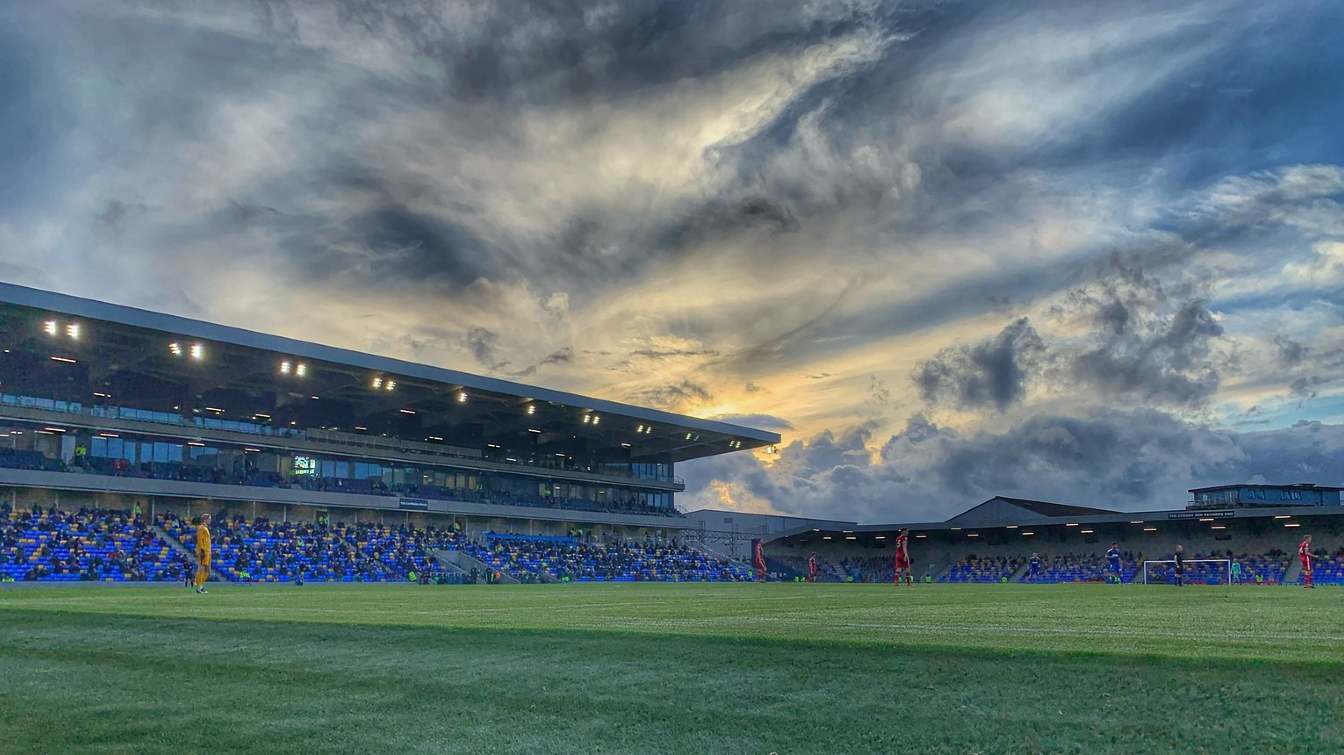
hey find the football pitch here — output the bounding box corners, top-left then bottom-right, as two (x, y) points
(2, 583), (1340, 754)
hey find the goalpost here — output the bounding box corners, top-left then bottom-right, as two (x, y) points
(1141, 559), (1233, 585)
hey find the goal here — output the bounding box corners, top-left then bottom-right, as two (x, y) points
(1141, 559), (1232, 585)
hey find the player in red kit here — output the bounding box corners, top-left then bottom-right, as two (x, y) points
(752, 539), (767, 583)
(1299, 534), (1313, 589)
(807, 552), (818, 583)
(893, 528), (912, 586)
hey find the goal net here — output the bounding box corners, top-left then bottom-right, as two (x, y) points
(1141, 559), (1232, 585)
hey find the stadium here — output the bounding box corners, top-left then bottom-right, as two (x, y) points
(4, 282), (1342, 753)
(6, 4), (1344, 752)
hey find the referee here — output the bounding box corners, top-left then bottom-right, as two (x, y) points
(1173, 544), (1185, 587)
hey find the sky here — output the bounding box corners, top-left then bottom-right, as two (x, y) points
(1, 0), (1342, 522)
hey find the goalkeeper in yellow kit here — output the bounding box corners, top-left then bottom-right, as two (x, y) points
(194, 513), (212, 594)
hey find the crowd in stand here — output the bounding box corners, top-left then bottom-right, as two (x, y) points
(160, 512), (463, 584)
(764, 547), (1314, 586)
(1017, 552), (1139, 584)
(943, 555), (1024, 583)
(6, 502), (1338, 589)
(0, 503), (186, 582)
(1313, 548), (1344, 584)
(468, 532), (752, 583)
(1142, 550), (1290, 585)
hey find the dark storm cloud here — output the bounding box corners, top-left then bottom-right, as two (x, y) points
(1288, 376), (1325, 401)
(96, 199), (148, 227)
(507, 347), (575, 378)
(682, 409), (1344, 521)
(706, 413), (795, 432)
(1274, 335), (1309, 366)
(629, 379), (713, 411)
(657, 196), (801, 250)
(628, 348), (720, 360)
(539, 347), (573, 366)
(913, 317), (1045, 412)
(463, 327), (506, 371)
(326, 0), (896, 103)
(1062, 267), (1226, 408)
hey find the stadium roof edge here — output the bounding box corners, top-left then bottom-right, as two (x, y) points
(0, 280), (780, 446)
(1188, 482), (1343, 493)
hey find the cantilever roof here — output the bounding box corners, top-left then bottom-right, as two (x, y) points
(984, 497), (1119, 517)
(0, 281), (779, 460)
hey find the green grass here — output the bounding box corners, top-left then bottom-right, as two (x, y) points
(2, 583), (1341, 754)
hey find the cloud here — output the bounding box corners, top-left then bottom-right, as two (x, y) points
(681, 409), (1344, 521)
(913, 317), (1045, 412)
(1288, 376), (1326, 402)
(463, 327), (507, 371)
(628, 348), (720, 360)
(1274, 335), (1309, 366)
(4, 0), (1344, 522)
(628, 379), (713, 412)
(1284, 242), (1344, 287)
(506, 346), (575, 378)
(1051, 260), (1227, 408)
(706, 413), (795, 432)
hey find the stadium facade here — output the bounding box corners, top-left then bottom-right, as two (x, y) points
(738, 483), (1344, 584)
(0, 282), (779, 539)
